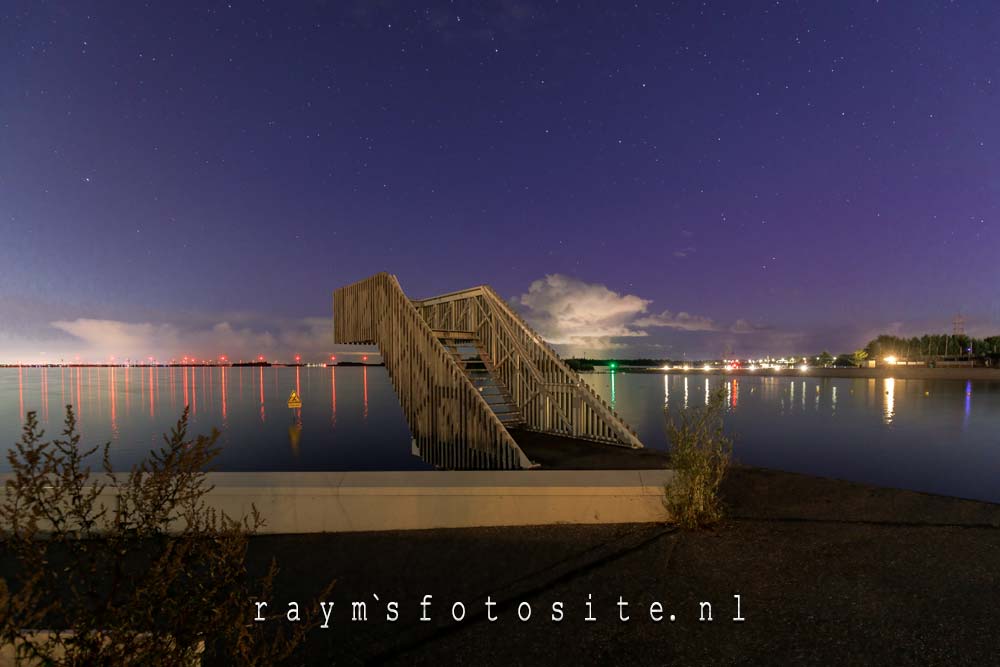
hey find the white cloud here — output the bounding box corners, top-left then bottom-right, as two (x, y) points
(513, 274), (767, 356)
(516, 275), (652, 346)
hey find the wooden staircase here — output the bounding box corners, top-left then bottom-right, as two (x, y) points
(335, 273), (643, 469)
(434, 330), (525, 429)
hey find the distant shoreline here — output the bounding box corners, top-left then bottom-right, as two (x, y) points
(601, 366), (1000, 381)
(0, 362), (385, 369)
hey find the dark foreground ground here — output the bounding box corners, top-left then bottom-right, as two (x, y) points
(244, 467), (1000, 665)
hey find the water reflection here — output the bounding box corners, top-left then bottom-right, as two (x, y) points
(75, 368), (82, 421)
(610, 369), (616, 408)
(288, 406), (302, 456)
(17, 366), (24, 423)
(258, 367), (265, 423)
(883, 377), (895, 425)
(330, 366), (337, 426)
(964, 380), (972, 429)
(7, 368), (1000, 499)
(584, 372), (1000, 503)
(110, 367), (118, 438)
(40, 367), (48, 422)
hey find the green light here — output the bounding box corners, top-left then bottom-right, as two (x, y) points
(609, 361), (617, 370)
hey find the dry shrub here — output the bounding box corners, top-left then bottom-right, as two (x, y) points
(0, 406), (333, 666)
(663, 387), (733, 529)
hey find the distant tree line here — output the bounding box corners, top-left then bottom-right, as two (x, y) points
(861, 333), (1000, 361)
(812, 333), (1000, 368)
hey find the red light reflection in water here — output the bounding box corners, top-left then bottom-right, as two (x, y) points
(238, 368), (243, 400)
(330, 366), (337, 426)
(149, 366), (155, 418)
(169, 367), (176, 410)
(123, 366), (129, 416)
(76, 368), (82, 421)
(363, 366), (368, 420)
(221, 367), (227, 421)
(109, 367), (117, 438)
(730, 379), (739, 408)
(17, 365), (24, 420)
(259, 367), (266, 423)
(296, 366), (301, 397)
(60, 367), (65, 410)
(183, 366), (189, 408)
(191, 367), (197, 415)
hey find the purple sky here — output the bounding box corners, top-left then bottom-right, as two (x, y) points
(2, 1), (998, 363)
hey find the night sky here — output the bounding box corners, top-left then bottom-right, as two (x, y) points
(2, 1), (998, 363)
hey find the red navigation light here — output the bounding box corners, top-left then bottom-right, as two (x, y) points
(295, 355), (301, 362)
(259, 355), (265, 361)
(362, 355), (368, 362)
(330, 355), (336, 361)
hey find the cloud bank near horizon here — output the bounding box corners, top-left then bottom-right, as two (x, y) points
(1, 316), (372, 364)
(513, 274), (763, 357)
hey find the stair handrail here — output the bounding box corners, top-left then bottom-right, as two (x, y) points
(479, 286), (644, 448)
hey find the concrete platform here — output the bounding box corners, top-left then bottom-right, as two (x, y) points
(0, 470), (675, 535)
(205, 470), (673, 533)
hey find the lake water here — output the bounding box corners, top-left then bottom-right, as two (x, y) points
(2, 367), (999, 503)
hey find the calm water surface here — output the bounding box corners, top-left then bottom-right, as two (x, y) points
(0, 366), (424, 472)
(2, 367), (999, 502)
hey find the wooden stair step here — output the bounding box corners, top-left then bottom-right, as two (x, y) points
(435, 331), (524, 429)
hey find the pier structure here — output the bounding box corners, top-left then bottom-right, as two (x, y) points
(333, 273), (644, 469)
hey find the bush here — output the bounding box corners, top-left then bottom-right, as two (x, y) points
(0, 405), (333, 666)
(662, 387), (733, 529)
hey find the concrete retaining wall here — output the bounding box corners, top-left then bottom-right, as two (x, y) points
(0, 470), (674, 534)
